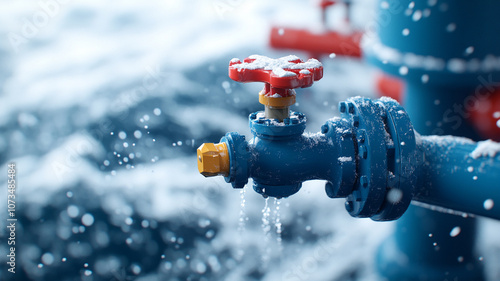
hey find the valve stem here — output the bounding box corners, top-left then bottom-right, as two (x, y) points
(265, 106), (290, 122)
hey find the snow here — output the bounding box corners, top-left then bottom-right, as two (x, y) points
(470, 139), (500, 159)
(338, 156), (352, 162)
(1, 1), (499, 280)
(231, 54), (322, 78)
(421, 135), (476, 146)
(362, 36), (500, 73)
(272, 67), (297, 78)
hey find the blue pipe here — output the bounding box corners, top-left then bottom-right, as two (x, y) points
(416, 136), (500, 219)
(362, 0), (500, 279)
(211, 97), (500, 221)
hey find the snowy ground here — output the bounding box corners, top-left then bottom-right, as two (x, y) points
(0, 1), (499, 281)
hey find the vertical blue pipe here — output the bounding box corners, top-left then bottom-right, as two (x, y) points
(376, 84), (484, 281)
(364, 0), (500, 278)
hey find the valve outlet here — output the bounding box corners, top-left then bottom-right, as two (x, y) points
(197, 142), (230, 177)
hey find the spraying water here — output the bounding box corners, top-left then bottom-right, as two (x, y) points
(273, 198), (283, 253)
(236, 188), (247, 260)
(261, 197), (271, 265)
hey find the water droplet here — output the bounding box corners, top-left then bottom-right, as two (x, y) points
(450, 226), (461, 237)
(402, 28), (410, 36)
(467, 166), (474, 172)
(84, 269), (93, 276)
(329, 53), (336, 59)
(62, 257), (67, 262)
(118, 131), (127, 140)
(103, 160), (110, 166)
(134, 130), (142, 139)
(278, 28), (285, 36)
(205, 230), (215, 239)
(387, 188), (403, 203)
(473, 176), (478, 180)
(412, 10), (422, 21)
(67, 205), (79, 218)
(428, 233), (433, 237)
(446, 23), (456, 32)
(123, 142), (129, 148)
(143, 115), (150, 121)
(465, 46), (474, 56)
(154, 108), (162, 116)
(66, 191), (73, 198)
(163, 261), (172, 270)
(194, 261), (207, 274)
(125, 217), (133, 225)
(38, 263), (44, 268)
(41, 253), (54, 265)
(198, 218), (211, 228)
(421, 74), (429, 83)
(484, 199), (494, 210)
(399, 66), (409, 76)
(457, 256), (464, 263)
(81, 213), (95, 227)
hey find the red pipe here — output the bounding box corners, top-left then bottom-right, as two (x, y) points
(270, 27), (362, 58)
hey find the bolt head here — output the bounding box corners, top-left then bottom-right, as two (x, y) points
(360, 175), (368, 187)
(321, 124), (329, 134)
(348, 102), (355, 114)
(353, 116), (360, 127)
(339, 102), (347, 113)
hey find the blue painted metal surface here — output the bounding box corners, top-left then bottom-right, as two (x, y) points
(200, 92), (500, 281)
(212, 96), (500, 219)
(362, 0), (500, 280)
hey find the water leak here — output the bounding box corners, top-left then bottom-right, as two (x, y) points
(261, 197), (271, 265)
(273, 198), (283, 252)
(236, 188), (247, 260)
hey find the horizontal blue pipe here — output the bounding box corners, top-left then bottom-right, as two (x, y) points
(415, 136), (500, 219)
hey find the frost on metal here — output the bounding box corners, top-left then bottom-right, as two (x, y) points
(362, 36), (500, 73)
(470, 139), (500, 159)
(338, 156), (352, 162)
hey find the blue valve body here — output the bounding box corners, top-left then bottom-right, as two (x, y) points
(218, 97), (500, 222)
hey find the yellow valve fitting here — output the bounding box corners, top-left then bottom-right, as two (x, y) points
(259, 91), (296, 108)
(197, 142), (230, 177)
